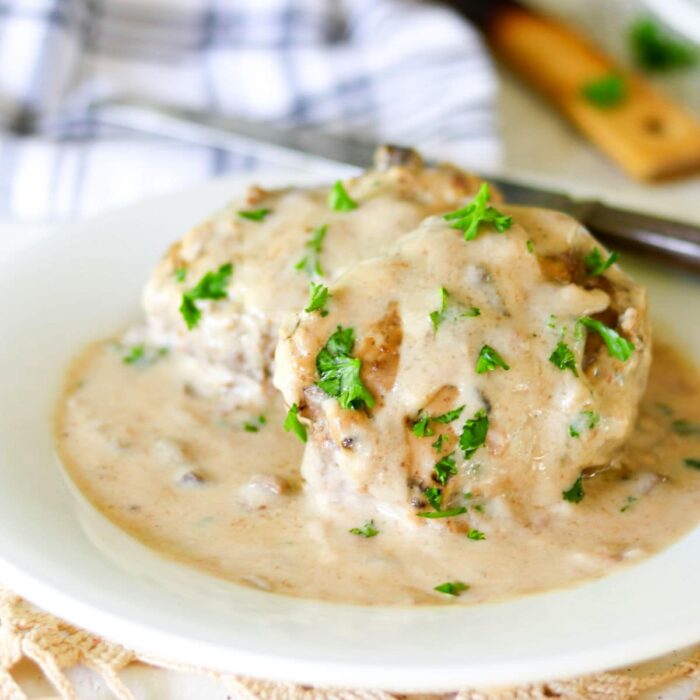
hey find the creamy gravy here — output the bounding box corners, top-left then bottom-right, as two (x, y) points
(56, 339), (700, 606)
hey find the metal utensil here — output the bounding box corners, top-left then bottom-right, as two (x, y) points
(94, 99), (700, 269)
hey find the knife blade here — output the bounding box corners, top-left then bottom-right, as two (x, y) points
(93, 99), (700, 270)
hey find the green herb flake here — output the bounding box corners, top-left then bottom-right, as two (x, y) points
(435, 406), (465, 424)
(476, 344), (510, 374)
(549, 341), (578, 376)
(417, 507), (468, 519)
(349, 520), (379, 538)
(684, 458), (700, 470)
(238, 208), (271, 222)
(284, 403), (307, 443)
(424, 486), (442, 511)
(578, 316), (635, 362)
(459, 409), (489, 459)
(563, 475), (585, 504)
(412, 414), (434, 438)
(316, 326), (375, 411)
(243, 422), (260, 433)
(672, 420), (700, 436)
(328, 181), (358, 212)
(122, 344), (145, 365)
(630, 18), (697, 72)
(434, 581), (469, 596)
(295, 224), (328, 278)
(174, 267), (187, 283)
(569, 410), (600, 439)
(305, 282), (330, 316)
(433, 452), (457, 486)
(581, 74), (626, 108)
(620, 496), (638, 512)
(586, 248), (619, 276)
(432, 434), (447, 452)
(467, 528), (486, 541)
(429, 287), (449, 332)
(655, 402), (674, 417)
(444, 183), (513, 241)
(526, 239), (535, 253)
(179, 262), (234, 330)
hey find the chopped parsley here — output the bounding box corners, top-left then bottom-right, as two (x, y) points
(549, 341), (578, 376)
(179, 262), (233, 330)
(620, 496), (638, 512)
(672, 420), (700, 436)
(433, 453), (457, 486)
(586, 248), (619, 276)
(444, 183), (512, 241)
(562, 475), (585, 504)
(655, 402), (674, 416)
(174, 267), (187, 283)
(243, 415), (266, 433)
(467, 528), (486, 541)
(432, 434), (447, 452)
(684, 458), (700, 470)
(305, 282), (330, 316)
(283, 403), (307, 443)
(569, 410), (600, 438)
(238, 208), (271, 222)
(295, 224), (328, 278)
(349, 520), (379, 538)
(418, 507), (468, 519)
(630, 18), (697, 72)
(316, 326), (375, 411)
(429, 287), (479, 331)
(476, 344), (510, 374)
(434, 581), (469, 596)
(328, 181), (358, 212)
(122, 344), (145, 365)
(435, 406), (465, 423)
(527, 239), (535, 253)
(424, 486), (443, 511)
(459, 409), (489, 459)
(581, 74), (626, 108)
(412, 405), (464, 438)
(578, 316), (635, 361)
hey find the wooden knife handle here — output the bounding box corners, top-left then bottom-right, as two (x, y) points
(482, 4), (700, 181)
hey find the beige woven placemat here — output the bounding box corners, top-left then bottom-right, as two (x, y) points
(2, 588), (700, 700)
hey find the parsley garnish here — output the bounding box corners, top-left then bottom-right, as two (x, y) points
(179, 263), (233, 330)
(562, 475), (585, 503)
(424, 486), (442, 511)
(283, 404), (307, 443)
(238, 208), (271, 222)
(656, 402), (674, 416)
(672, 420), (700, 436)
(122, 344), (145, 365)
(527, 239), (535, 253)
(174, 267), (187, 283)
(444, 183), (512, 241)
(429, 287), (479, 331)
(620, 496), (638, 512)
(434, 581), (469, 596)
(434, 453), (457, 486)
(684, 458), (700, 470)
(459, 409), (489, 459)
(630, 18), (697, 72)
(549, 341), (578, 376)
(316, 326), (375, 411)
(243, 415), (266, 433)
(476, 345), (510, 374)
(569, 410), (600, 438)
(328, 181), (358, 212)
(586, 248), (619, 276)
(349, 520), (379, 538)
(305, 282), (330, 316)
(418, 507), (468, 519)
(432, 434), (447, 452)
(467, 528), (486, 541)
(412, 405), (464, 438)
(295, 224), (328, 278)
(578, 317), (635, 361)
(581, 74), (626, 108)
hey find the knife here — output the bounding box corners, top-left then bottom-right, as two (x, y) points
(93, 99), (700, 270)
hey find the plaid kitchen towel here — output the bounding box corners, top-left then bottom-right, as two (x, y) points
(0, 0), (499, 221)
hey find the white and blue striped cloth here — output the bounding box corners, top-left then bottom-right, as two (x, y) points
(0, 0), (499, 221)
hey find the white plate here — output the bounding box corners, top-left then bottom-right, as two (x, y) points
(1, 172), (699, 693)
